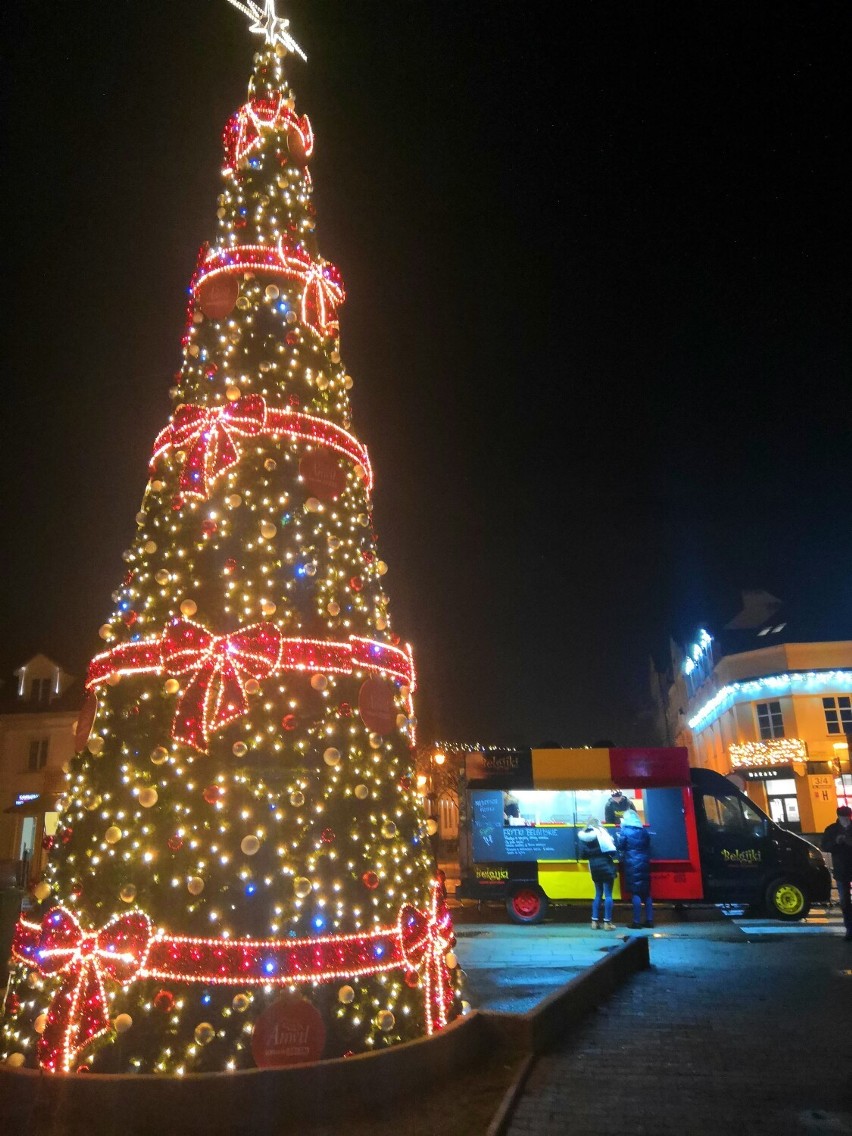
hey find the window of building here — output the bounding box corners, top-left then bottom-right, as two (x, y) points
(28, 738), (49, 772)
(756, 701), (784, 740)
(823, 696), (852, 736)
(30, 677), (51, 703)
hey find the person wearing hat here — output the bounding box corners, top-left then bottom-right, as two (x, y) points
(604, 788), (634, 825)
(821, 805), (852, 941)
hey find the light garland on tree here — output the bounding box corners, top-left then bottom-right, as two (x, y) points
(194, 242), (345, 336)
(150, 395), (372, 501)
(13, 880), (453, 1073)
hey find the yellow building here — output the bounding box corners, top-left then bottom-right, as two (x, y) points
(659, 593), (852, 837)
(0, 655), (78, 886)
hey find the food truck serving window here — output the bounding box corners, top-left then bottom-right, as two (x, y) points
(470, 787), (689, 863)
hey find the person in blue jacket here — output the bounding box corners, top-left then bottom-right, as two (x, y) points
(616, 807), (653, 928)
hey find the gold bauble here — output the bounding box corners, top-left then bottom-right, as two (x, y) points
(226, 385), (242, 402)
(226, 493), (243, 508)
(240, 835), (260, 856)
(304, 497), (322, 513)
(164, 678), (181, 695)
(150, 746), (169, 765)
(87, 736), (104, 755)
(34, 1014), (48, 1035)
(376, 560), (388, 576)
(119, 883), (138, 903)
(143, 540), (157, 554)
(293, 876), (312, 899)
(264, 458), (277, 471)
(426, 818), (439, 837)
(260, 521), (277, 539)
(375, 1010), (395, 1033)
(244, 679), (260, 695)
(232, 741), (248, 758)
(187, 876), (205, 896)
(289, 791), (305, 807)
(310, 674), (328, 691)
(114, 1013), (133, 1035)
(354, 784), (369, 800)
(179, 599), (197, 617)
(232, 993), (250, 1012)
(155, 569), (170, 585)
(104, 826), (122, 845)
(327, 601), (340, 617)
(32, 881), (51, 902)
(98, 623), (113, 640)
(5, 1054), (26, 1068)
(137, 788), (158, 808)
(381, 821), (397, 840)
(194, 1022), (215, 1046)
(323, 747), (342, 767)
(265, 284), (280, 299)
(337, 985), (355, 1005)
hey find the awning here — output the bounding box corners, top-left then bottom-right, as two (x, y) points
(4, 793), (61, 816)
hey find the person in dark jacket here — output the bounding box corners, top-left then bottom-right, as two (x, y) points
(578, 818), (617, 930)
(821, 804), (852, 941)
(604, 789), (634, 825)
(616, 807), (653, 928)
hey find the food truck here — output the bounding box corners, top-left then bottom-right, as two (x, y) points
(457, 746), (831, 923)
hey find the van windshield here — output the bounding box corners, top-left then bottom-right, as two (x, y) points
(702, 790), (767, 833)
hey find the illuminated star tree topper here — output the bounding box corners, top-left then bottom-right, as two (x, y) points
(225, 0), (307, 60)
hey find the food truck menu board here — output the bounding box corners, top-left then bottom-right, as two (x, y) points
(470, 787), (689, 863)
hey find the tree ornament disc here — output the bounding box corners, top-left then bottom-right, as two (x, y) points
(299, 450), (346, 500)
(196, 274), (239, 320)
(358, 679), (397, 735)
(251, 996), (326, 1067)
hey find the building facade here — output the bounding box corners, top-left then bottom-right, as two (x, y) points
(658, 596), (852, 835)
(0, 655), (79, 886)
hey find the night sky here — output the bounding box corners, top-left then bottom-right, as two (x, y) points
(3, 2), (851, 747)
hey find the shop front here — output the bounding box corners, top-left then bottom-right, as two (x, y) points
(2, 792), (61, 886)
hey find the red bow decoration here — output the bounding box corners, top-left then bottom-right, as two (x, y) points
(161, 619), (281, 752)
(170, 395), (266, 499)
(223, 95), (313, 172)
(277, 241), (345, 335)
(35, 907), (152, 1072)
(399, 881), (456, 1034)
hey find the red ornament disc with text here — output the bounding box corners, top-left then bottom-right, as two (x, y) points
(75, 692), (98, 752)
(197, 274), (240, 320)
(358, 678), (397, 736)
(251, 995), (326, 1067)
(299, 450), (347, 500)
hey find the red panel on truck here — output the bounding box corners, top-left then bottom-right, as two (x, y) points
(609, 747), (691, 788)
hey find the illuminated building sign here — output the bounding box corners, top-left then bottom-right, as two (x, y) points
(15, 793), (40, 806)
(729, 738), (808, 770)
(688, 670), (852, 732)
(683, 629), (713, 677)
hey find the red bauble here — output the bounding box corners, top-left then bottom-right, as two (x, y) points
(398, 775), (412, 791)
(168, 835), (183, 852)
(61, 828), (73, 844)
(123, 570), (134, 585)
(6, 994), (20, 1015)
(202, 519), (218, 537)
(286, 126), (310, 166)
(70, 883), (83, 899)
(123, 610), (138, 627)
(390, 633), (401, 646)
(205, 364), (218, 379)
(42, 834), (54, 851)
(403, 970), (420, 989)
(281, 713), (297, 731)
(362, 550), (374, 563)
(285, 332), (300, 347)
(224, 558), (238, 575)
(320, 828), (335, 843)
(197, 273), (239, 320)
(171, 495), (184, 512)
(337, 702), (351, 717)
(154, 989), (175, 1013)
(203, 785), (222, 804)
(76, 1065), (90, 1074)
(349, 576), (363, 593)
(362, 871), (379, 890)
(287, 392), (301, 407)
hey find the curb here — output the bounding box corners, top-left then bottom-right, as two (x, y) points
(482, 934), (651, 1135)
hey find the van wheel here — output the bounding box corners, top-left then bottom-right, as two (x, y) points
(506, 886), (548, 925)
(765, 878), (810, 921)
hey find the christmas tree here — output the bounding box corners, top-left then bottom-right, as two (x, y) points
(2, 3), (461, 1075)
